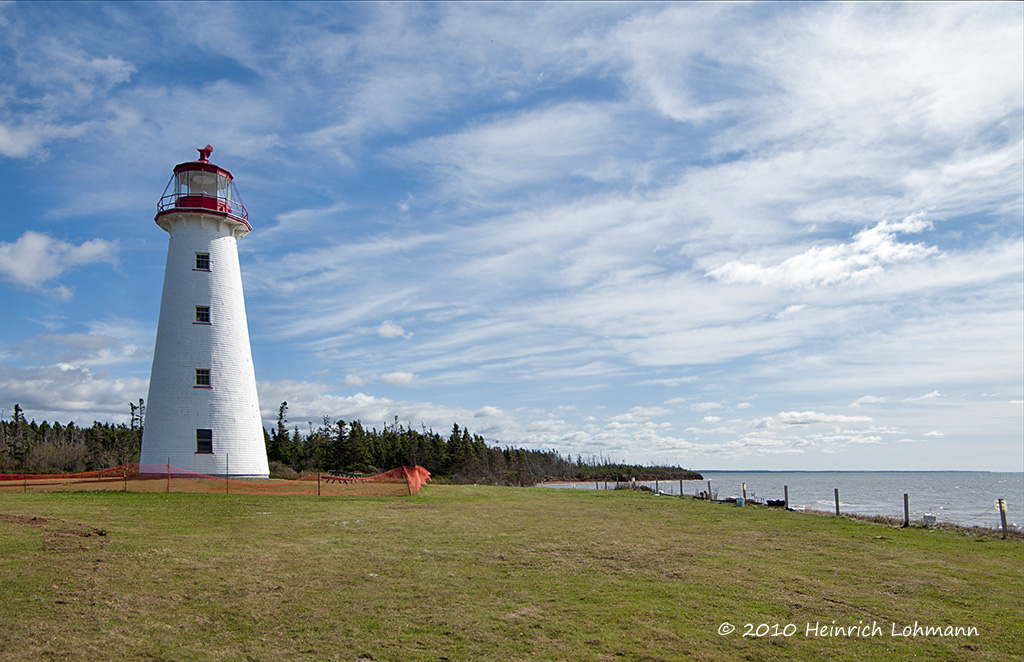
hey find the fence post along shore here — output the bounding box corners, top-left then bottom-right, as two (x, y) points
(656, 478), (1014, 535)
(769, 485), (1013, 533)
(592, 478), (1015, 535)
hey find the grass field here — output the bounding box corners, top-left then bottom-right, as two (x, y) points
(0, 485), (1021, 661)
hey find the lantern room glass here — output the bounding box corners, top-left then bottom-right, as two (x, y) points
(157, 168), (249, 227)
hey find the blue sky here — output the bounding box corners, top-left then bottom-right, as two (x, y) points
(0, 2), (1021, 471)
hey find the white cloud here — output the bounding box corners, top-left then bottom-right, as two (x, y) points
(685, 426), (726, 435)
(376, 320), (410, 339)
(0, 363), (147, 423)
(703, 3), (1023, 155)
(758, 411), (874, 428)
(905, 391), (942, 402)
(690, 401), (726, 413)
(775, 304), (806, 319)
(706, 215), (937, 288)
(379, 371), (416, 387)
(474, 405), (505, 419)
(851, 395), (888, 407)
(714, 435), (807, 457)
(609, 405), (671, 423)
(0, 124), (48, 160)
(0, 231), (118, 298)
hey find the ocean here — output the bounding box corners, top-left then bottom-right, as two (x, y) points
(542, 471), (1024, 531)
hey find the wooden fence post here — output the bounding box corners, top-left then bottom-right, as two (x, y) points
(903, 493), (909, 528)
(707, 480), (712, 501)
(999, 499), (1008, 539)
(834, 488), (840, 516)
(784, 485), (789, 510)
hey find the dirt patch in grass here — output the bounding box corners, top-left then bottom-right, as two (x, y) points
(0, 513), (109, 553)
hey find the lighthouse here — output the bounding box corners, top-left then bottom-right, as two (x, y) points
(140, 145), (269, 478)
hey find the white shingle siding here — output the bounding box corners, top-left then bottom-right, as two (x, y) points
(141, 213), (269, 478)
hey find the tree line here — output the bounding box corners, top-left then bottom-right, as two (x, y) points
(0, 403), (143, 474)
(0, 401), (702, 485)
(264, 402), (700, 485)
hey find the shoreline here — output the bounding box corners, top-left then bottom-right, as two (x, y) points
(540, 481), (1021, 538)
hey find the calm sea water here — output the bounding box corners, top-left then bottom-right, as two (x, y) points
(543, 472), (1024, 531)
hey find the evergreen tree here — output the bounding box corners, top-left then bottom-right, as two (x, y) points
(267, 401), (289, 463)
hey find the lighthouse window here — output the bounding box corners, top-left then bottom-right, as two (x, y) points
(195, 253), (210, 270)
(196, 429), (213, 454)
(195, 369), (211, 387)
(195, 306), (210, 324)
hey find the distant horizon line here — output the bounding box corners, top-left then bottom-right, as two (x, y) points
(693, 469), (1021, 474)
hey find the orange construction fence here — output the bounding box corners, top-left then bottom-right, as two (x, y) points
(0, 464), (431, 496)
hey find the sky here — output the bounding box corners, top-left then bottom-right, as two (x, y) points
(0, 2), (1021, 472)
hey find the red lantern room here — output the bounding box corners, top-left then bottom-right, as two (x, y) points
(155, 145), (250, 231)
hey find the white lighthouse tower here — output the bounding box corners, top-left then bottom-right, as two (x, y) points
(140, 145), (269, 478)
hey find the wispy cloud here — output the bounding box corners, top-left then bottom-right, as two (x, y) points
(0, 2), (1019, 469)
(0, 33), (135, 158)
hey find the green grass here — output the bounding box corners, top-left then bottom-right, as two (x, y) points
(0, 485), (1021, 661)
